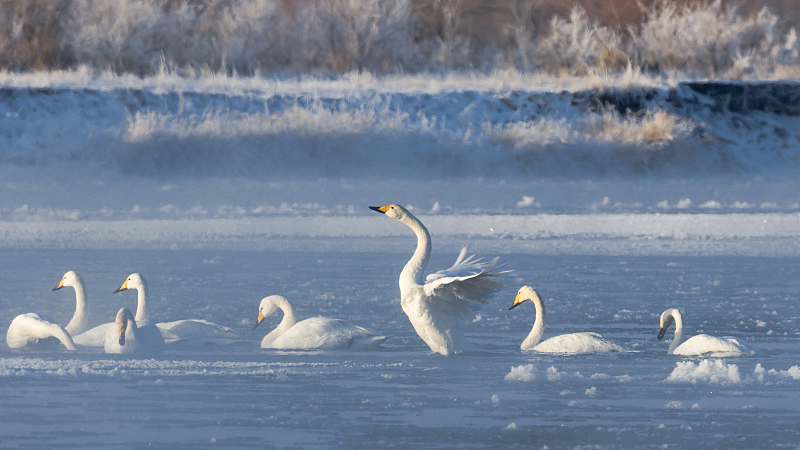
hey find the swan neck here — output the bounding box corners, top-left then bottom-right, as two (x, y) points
(272, 298), (298, 339)
(51, 323), (77, 351)
(399, 213), (431, 296)
(668, 312), (684, 354)
(135, 285), (149, 322)
(65, 281), (89, 336)
(521, 296), (546, 350)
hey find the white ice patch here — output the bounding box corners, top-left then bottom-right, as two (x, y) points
(504, 365), (583, 382)
(665, 360), (742, 384)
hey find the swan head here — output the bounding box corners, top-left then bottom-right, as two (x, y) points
(53, 270), (82, 291)
(115, 273), (147, 293)
(369, 204), (413, 222)
(658, 308), (681, 340)
(115, 308), (136, 346)
(253, 295), (285, 330)
(509, 286), (541, 310)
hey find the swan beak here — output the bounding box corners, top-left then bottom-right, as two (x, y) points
(369, 205), (390, 214)
(253, 310), (265, 330)
(52, 278), (66, 291)
(657, 327), (667, 340)
(509, 291), (523, 310)
(118, 324), (127, 346)
(114, 279), (129, 294)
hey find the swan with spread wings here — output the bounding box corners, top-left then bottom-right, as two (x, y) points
(370, 204), (506, 355)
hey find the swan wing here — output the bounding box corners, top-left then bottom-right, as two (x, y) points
(674, 334), (753, 357)
(157, 319), (238, 344)
(6, 313), (76, 351)
(532, 332), (628, 354)
(422, 254), (506, 318)
(271, 317), (384, 350)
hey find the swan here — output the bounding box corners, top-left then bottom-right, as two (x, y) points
(115, 273), (238, 345)
(50, 270), (114, 347)
(104, 307), (165, 354)
(52, 271), (89, 336)
(658, 308), (753, 357)
(370, 203), (506, 355)
(5, 271), (88, 351)
(510, 286), (628, 353)
(113, 274), (168, 349)
(254, 295), (387, 350)
(6, 313), (76, 351)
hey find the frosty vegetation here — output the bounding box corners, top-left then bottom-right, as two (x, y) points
(0, 0), (798, 80)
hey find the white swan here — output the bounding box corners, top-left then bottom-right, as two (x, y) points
(254, 295), (387, 350)
(113, 274), (168, 350)
(52, 271), (89, 336)
(370, 203), (505, 355)
(6, 313), (76, 351)
(5, 271), (88, 351)
(510, 286), (628, 353)
(115, 273), (238, 345)
(50, 270), (114, 347)
(104, 307), (165, 354)
(658, 308), (753, 357)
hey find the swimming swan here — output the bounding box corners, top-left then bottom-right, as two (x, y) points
(658, 308), (753, 357)
(510, 286), (628, 353)
(115, 273), (238, 345)
(254, 295), (387, 350)
(5, 271), (88, 350)
(113, 274), (168, 349)
(50, 270), (115, 347)
(104, 307), (165, 354)
(370, 204), (505, 355)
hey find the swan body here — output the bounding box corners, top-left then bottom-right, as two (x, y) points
(255, 295), (387, 350)
(370, 204), (505, 355)
(658, 308), (753, 357)
(104, 308), (165, 354)
(6, 313), (76, 350)
(115, 273), (237, 345)
(510, 286), (628, 353)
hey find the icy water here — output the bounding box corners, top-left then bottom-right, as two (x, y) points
(2, 248), (799, 449)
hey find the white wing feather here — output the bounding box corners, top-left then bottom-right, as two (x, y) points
(420, 249), (507, 320)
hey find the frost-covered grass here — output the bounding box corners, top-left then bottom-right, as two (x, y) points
(1, 0), (798, 80)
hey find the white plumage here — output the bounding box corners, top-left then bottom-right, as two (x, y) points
(104, 307), (165, 355)
(115, 273), (238, 345)
(658, 308), (753, 357)
(510, 286), (628, 354)
(255, 295), (387, 350)
(6, 313), (76, 351)
(370, 204), (505, 355)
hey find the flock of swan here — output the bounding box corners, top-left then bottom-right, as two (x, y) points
(5, 203), (755, 358)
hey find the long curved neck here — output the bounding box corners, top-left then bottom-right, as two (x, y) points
(135, 285), (149, 322)
(48, 322), (77, 351)
(668, 311), (684, 354)
(399, 212), (431, 297)
(273, 298), (298, 335)
(521, 297), (546, 350)
(263, 298), (298, 345)
(64, 280), (88, 336)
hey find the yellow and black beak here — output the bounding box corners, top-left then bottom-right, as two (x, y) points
(253, 309), (265, 330)
(53, 278), (66, 291)
(657, 327), (667, 340)
(509, 291), (524, 310)
(118, 323), (127, 346)
(369, 205), (391, 214)
(114, 279), (129, 294)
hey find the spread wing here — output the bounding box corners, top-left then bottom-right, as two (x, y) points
(420, 248), (508, 320)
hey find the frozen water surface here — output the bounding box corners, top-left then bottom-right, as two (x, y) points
(2, 249), (800, 449)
